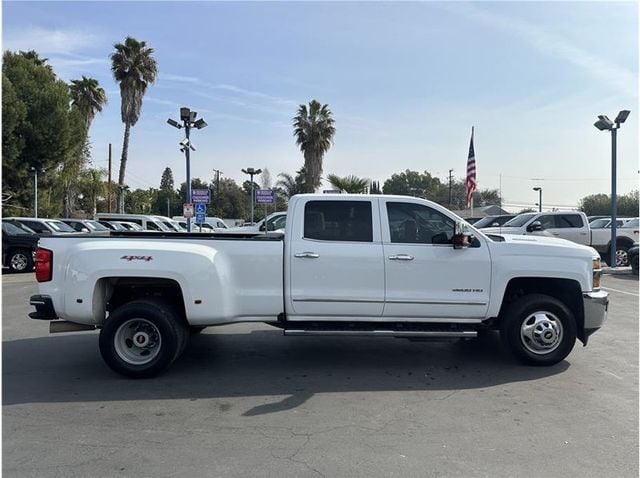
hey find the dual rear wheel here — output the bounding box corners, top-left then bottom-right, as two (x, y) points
(99, 300), (189, 378)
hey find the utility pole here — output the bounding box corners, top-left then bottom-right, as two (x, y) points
(448, 169), (454, 207)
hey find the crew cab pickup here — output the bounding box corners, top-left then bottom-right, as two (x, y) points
(30, 195), (608, 378)
(483, 211), (639, 266)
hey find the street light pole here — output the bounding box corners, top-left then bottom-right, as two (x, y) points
(242, 168), (262, 224)
(533, 187), (542, 212)
(167, 108), (208, 232)
(594, 110), (630, 268)
(31, 167), (44, 218)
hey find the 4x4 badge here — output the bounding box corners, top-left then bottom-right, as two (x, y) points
(120, 255), (153, 262)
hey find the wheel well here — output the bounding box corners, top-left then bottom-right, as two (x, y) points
(608, 237), (634, 251)
(499, 277), (585, 342)
(100, 277), (186, 321)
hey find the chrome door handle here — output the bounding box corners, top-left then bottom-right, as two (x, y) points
(388, 254), (414, 261)
(294, 252), (319, 259)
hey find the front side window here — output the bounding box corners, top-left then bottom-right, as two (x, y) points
(268, 215), (287, 231)
(304, 201), (372, 242)
(537, 215), (557, 229)
(20, 221), (49, 233)
(387, 202), (454, 244)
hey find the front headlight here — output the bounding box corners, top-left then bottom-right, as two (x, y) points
(592, 258), (602, 290)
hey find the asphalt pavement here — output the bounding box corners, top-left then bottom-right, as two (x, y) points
(2, 271), (638, 477)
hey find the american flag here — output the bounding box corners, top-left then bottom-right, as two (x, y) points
(465, 127), (476, 209)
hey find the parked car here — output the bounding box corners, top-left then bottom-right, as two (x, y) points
(2, 220), (39, 272)
(95, 213), (171, 232)
(98, 221), (126, 232)
(471, 215), (516, 229)
(226, 212), (287, 233)
(628, 243), (639, 275)
(589, 217), (633, 229)
(6, 217), (77, 235)
(114, 221), (144, 231)
(464, 216), (483, 225)
(61, 219), (110, 233)
(151, 216), (186, 232)
(172, 216), (228, 232)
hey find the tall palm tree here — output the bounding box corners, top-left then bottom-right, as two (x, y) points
(293, 100), (336, 192)
(327, 174), (369, 194)
(277, 167), (306, 200)
(69, 76), (107, 129)
(110, 36), (158, 212)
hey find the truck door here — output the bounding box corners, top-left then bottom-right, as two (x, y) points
(381, 199), (491, 319)
(287, 199), (385, 320)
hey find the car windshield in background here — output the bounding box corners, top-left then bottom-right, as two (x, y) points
(502, 213), (536, 227)
(2, 222), (31, 235)
(589, 218), (610, 228)
(45, 220), (75, 232)
(86, 220), (109, 231)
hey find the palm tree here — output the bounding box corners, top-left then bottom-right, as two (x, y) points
(69, 76), (107, 129)
(81, 168), (107, 216)
(293, 100), (336, 192)
(277, 167), (306, 200)
(327, 174), (369, 194)
(110, 36), (158, 212)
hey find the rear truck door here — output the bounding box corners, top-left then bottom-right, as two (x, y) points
(380, 198), (491, 320)
(286, 198), (384, 320)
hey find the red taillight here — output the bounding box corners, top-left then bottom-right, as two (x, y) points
(35, 248), (52, 282)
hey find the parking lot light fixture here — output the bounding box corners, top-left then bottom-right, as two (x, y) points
(594, 110), (631, 268)
(242, 168), (262, 224)
(533, 187), (542, 212)
(168, 107), (208, 232)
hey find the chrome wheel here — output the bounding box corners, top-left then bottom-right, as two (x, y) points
(10, 252), (29, 271)
(114, 318), (162, 365)
(616, 248), (629, 267)
(520, 311), (563, 355)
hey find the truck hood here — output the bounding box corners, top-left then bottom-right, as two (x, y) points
(480, 226), (553, 237)
(484, 232), (598, 257)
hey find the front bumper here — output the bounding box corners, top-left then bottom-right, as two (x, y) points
(582, 290), (608, 342)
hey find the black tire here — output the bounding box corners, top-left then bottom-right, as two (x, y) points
(500, 294), (577, 366)
(631, 254), (639, 275)
(8, 249), (33, 273)
(99, 299), (188, 378)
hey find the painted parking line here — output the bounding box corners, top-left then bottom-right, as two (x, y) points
(602, 286), (639, 297)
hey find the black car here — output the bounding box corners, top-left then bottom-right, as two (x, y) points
(629, 244), (639, 275)
(2, 220), (39, 273)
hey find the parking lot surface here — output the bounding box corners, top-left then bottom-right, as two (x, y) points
(2, 271), (638, 477)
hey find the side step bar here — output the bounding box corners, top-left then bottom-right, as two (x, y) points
(284, 329), (477, 338)
(50, 321), (96, 334)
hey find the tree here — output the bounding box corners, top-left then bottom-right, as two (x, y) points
(69, 76), (107, 130)
(277, 168), (306, 200)
(579, 191), (639, 217)
(293, 100), (336, 192)
(2, 50), (85, 217)
(382, 170), (443, 199)
(110, 36), (158, 213)
(369, 181), (382, 194)
(327, 174), (369, 193)
(154, 167), (180, 216)
(81, 168), (107, 216)
(160, 167), (175, 192)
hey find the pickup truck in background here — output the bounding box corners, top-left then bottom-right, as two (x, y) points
(29, 194), (608, 378)
(482, 211), (639, 266)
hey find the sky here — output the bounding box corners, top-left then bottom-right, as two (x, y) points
(3, 1), (639, 211)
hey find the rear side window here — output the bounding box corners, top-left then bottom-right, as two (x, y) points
(20, 221), (49, 233)
(557, 214), (584, 228)
(304, 201), (372, 242)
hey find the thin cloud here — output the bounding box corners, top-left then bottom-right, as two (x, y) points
(3, 26), (103, 55)
(444, 3), (637, 97)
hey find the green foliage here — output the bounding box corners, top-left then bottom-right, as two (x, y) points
(327, 174), (369, 193)
(69, 76), (107, 129)
(579, 191), (639, 217)
(2, 50), (86, 217)
(277, 168), (306, 200)
(382, 170), (443, 199)
(293, 100), (336, 191)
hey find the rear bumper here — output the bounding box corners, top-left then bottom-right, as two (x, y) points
(29, 295), (58, 320)
(582, 290), (608, 342)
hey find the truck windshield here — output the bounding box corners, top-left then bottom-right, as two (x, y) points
(502, 213), (536, 227)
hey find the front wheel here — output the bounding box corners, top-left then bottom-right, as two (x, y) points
(99, 300), (188, 378)
(500, 294), (576, 366)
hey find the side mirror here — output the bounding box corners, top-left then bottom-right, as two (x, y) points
(259, 223), (266, 231)
(490, 222), (500, 227)
(526, 220), (543, 232)
(453, 220), (474, 249)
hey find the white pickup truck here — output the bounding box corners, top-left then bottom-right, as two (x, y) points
(29, 194), (608, 378)
(483, 211), (639, 266)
